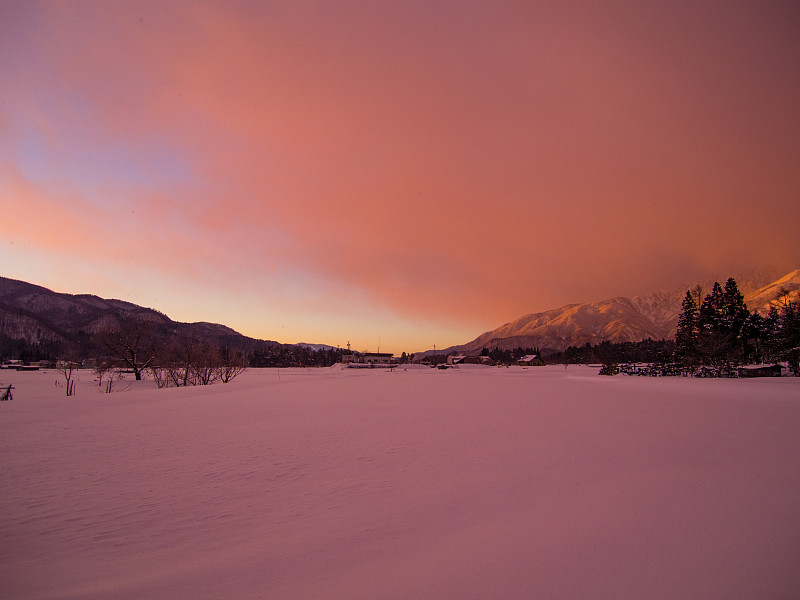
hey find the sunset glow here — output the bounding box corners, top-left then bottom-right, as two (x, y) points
(2, 1), (799, 353)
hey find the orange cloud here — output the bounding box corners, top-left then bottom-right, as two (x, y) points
(3, 1), (799, 348)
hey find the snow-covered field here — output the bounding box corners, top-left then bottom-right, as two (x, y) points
(1, 365), (799, 600)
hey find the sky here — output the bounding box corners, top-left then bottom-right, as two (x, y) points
(1, 1), (799, 354)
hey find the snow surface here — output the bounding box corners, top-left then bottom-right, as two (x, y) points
(1, 365), (799, 599)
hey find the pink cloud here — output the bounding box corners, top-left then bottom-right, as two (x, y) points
(3, 1), (799, 344)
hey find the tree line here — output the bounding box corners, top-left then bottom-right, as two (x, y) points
(546, 338), (676, 367)
(675, 278), (799, 375)
(87, 317), (364, 385)
(91, 317), (248, 387)
(248, 344), (345, 368)
(481, 347), (542, 364)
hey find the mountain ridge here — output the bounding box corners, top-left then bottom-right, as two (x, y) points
(0, 276), (278, 354)
(4, 268), (798, 361)
(434, 267), (800, 356)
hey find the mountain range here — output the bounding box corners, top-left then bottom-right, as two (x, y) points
(3, 268), (799, 360)
(0, 276), (273, 355)
(434, 267), (800, 356)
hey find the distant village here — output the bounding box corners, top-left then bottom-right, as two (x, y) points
(330, 350), (543, 369)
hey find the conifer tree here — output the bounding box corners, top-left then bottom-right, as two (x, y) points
(699, 282), (725, 334)
(776, 299), (800, 375)
(761, 305), (781, 363)
(697, 281), (739, 372)
(675, 290), (699, 365)
(721, 277), (749, 338)
(720, 277), (750, 361)
(741, 311), (764, 363)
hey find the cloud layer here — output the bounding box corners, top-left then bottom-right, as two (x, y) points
(2, 1), (799, 351)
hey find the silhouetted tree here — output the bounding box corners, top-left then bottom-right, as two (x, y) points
(760, 305), (781, 363)
(163, 335), (203, 387)
(740, 311), (765, 363)
(775, 298), (800, 375)
(699, 282), (725, 334)
(93, 317), (156, 380)
(56, 346), (80, 397)
(722, 277), (749, 339)
(675, 290), (699, 368)
(696, 281), (738, 370)
(217, 344), (247, 383)
(93, 357), (120, 393)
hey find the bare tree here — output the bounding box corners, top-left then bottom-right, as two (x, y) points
(56, 344), (82, 397)
(696, 331), (738, 376)
(149, 364), (171, 389)
(168, 334), (199, 387)
(192, 343), (220, 386)
(154, 334), (216, 387)
(150, 340), (246, 387)
(691, 284), (704, 305)
(94, 358), (120, 393)
(57, 360), (77, 397)
(93, 316), (157, 380)
(217, 344), (247, 383)
(779, 286), (793, 308)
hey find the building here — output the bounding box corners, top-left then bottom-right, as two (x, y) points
(343, 352), (398, 367)
(737, 364), (783, 378)
(447, 355), (494, 366)
(518, 355), (545, 367)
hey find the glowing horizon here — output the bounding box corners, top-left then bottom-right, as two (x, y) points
(2, 1), (799, 354)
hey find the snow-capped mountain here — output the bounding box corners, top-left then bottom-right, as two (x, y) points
(295, 343), (339, 351)
(444, 268), (800, 355)
(740, 269), (800, 313)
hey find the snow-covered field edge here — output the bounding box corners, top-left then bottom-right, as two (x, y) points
(1, 365), (799, 600)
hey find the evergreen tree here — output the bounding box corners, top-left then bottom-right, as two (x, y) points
(698, 282), (725, 334)
(675, 290), (699, 364)
(697, 282), (738, 372)
(776, 299), (800, 375)
(721, 277), (749, 338)
(761, 305), (781, 363)
(741, 311), (764, 363)
(721, 277), (750, 362)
